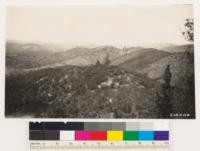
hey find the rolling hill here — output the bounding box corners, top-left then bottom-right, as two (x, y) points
(6, 42), (143, 74)
(114, 44), (194, 88)
(6, 42), (122, 71)
(136, 51), (194, 87)
(161, 44), (194, 53)
(116, 49), (170, 70)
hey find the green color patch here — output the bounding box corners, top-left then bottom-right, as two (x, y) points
(123, 131), (138, 140)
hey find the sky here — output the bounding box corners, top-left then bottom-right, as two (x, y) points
(6, 5), (193, 48)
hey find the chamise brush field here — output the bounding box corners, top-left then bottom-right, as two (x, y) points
(5, 42), (195, 118)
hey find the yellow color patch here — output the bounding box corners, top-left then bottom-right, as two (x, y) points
(107, 131), (123, 141)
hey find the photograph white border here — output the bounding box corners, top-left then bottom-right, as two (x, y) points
(1, 0), (199, 122)
(0, 0), (200, 151)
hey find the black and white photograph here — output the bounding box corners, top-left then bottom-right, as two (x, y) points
(5, 5), (195, 118)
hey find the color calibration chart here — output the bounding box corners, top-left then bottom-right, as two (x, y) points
(29, 121), (170, 150)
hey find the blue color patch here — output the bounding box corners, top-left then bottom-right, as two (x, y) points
(138, 131), (154, 141)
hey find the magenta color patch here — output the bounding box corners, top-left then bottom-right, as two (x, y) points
(75, 131), (91, 140)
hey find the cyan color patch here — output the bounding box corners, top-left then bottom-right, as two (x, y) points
(138, 131), (154, 141)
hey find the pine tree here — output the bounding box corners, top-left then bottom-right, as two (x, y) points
(182, 18), (195, 118)
(182, 18), (194, 62)
(156, 65), (173, 118)
(163, 65), (172, 88)
(104, 53), (110, 65)
(182, 18), (194, 42)
(95, 60), (101, 66)
(162, 65), (173, 118)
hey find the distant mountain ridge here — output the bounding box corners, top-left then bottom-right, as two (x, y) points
(161, 44), (194, 53)
(6, 41), (193, 74)
(6, 42), (142, 69)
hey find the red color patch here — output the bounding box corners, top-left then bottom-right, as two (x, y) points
(91, 131), (107, 140)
